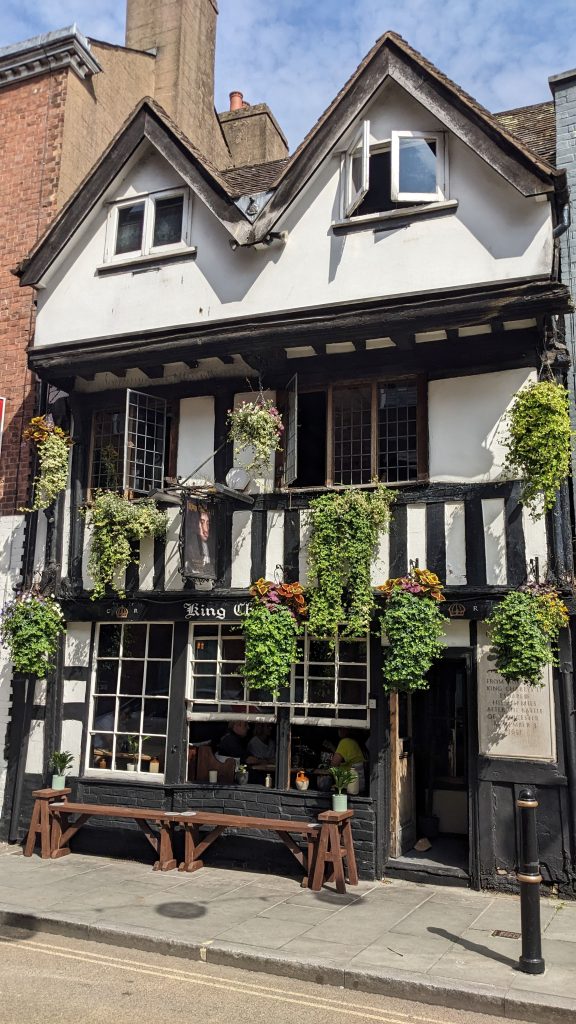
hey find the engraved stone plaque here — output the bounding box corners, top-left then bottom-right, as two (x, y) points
(477, 625), (556, 761)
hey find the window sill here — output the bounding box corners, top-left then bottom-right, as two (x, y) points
(97, 247), (197, 275)
(82, 770), (165, 783)
(332, 199), (458, 235)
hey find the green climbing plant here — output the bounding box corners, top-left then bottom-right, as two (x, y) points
(505, 381), (572, 518)
(83, 491), (167, 600)
(22, 415), (72, 512)
(0, 593), (65, 677)
(487, 584), (568, 686)
(306, 485), (395, 643)
(378, 569), (446, 692)
(242, 579), (307, 697)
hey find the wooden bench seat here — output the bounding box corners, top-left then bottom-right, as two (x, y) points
(172, 810), (322, 883)
(48, 801), (176, 871)
(44, 801), (358, 892)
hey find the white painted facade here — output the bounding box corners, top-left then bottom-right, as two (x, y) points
(33, 82), (553, 348)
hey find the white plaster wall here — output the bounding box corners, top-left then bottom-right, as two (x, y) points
(65, 623), (92, 668)
(25, 719), (45, 774)
(265, 511), (284, 580)
(177, 396), (215, 483)
(0, 514), (26, 813)
(442, 620), (470, 647)
(298, 511), (312, 586)
(34, 83), (553, 347)
(482, 498), (508, 585)
(407, 504), (426, 568)
(370, 532), (390, 586)
(165, 507), (184, 591)
(522, 503), (549, 579)
(444, 501), (467, 584)
(429, 368), (536, 482)
(139, 534), (155, 590)
(231, 511), (252, 588)
(60, 719), (83, 774)
(233, 391), (276, 492)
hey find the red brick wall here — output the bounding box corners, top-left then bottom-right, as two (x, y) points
(0, 72), (68, 515)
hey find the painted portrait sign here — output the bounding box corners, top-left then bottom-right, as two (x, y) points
(182, 499), (218, 580)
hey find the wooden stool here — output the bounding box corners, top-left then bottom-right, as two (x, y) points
(310, 809), (359, 895)
(24, 788), (71, 859)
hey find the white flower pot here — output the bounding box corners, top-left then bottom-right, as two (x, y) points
(126, 763), (136, 772)
(51, 775), (66, 790)
(332, 793), (348, 812)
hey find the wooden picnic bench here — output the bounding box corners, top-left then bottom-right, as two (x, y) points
(42, 800), (359, 892)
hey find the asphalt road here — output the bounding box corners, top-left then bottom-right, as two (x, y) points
(0, 926), (528, 1024)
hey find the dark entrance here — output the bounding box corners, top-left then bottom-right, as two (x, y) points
(389, 656), (471, 882)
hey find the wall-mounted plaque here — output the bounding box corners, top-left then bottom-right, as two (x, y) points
(477, 625), (556, 762)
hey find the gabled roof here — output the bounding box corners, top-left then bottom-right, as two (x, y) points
(18, 96), (252, 287)
(496, 102), (556, 165)
(252, 31), (565, 239)
(18, 31), (566, 286)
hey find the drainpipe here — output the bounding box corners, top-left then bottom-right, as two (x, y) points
(553, 203), (570, 239)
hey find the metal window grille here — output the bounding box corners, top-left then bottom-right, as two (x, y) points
(87, 622), (173, 775)
(333, 386), (372, 485)
(124, 390), (167, 494)
(378, 383), (418, 482)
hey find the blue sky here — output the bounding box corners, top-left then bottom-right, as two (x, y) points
(2, 1), (576, 151)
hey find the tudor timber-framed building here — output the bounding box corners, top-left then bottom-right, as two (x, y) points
(10, 27), (576, 892)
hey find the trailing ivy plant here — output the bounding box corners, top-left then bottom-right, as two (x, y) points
(0, 592), (65, 677)
(487, 584), (568, 686)
(22, 415), (72, 512)
(306, 485), (395, 643)
(227, 397), (284, 473)
(242, 579), (307, 698)
(505, 381), (572, 518)
(83, 491), (167, 600)
(378, 569), (446, 692)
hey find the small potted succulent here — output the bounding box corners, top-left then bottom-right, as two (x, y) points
(235, 763), (249, 785)
(329, 765), (357, 812)
(48, 750), (74, 790)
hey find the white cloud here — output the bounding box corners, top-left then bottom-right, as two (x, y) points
(2, 0), (576, 150)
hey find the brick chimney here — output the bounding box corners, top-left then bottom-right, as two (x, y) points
(125, 0), (230, 167)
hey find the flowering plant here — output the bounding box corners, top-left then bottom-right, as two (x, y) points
(243, 577), (307, 697)
(227, 398), (284, 473)
(0, 592), (65, 677)
(487, 582), (568, 685)
(378, 569), (446, 692)
(22, 415), (73, 512)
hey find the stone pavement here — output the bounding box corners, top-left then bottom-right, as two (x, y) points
(1, 845), (575, 1023)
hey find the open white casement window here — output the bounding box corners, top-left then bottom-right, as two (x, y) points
(343, 122), (447, 218)
(343, 120), (370, 217)
(89, 389), (167, 496)
(104, 188), (192, 263)
(390, 130), (446, 202)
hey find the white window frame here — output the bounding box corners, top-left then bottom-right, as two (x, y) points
(186, 624), (369, 728)
(343, 119), (370, 218)
(85, 621), (174, 781)
(104, 187), (193, 264)
(390, 129), (446, 202)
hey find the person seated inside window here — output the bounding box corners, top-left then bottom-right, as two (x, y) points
(247, 723), (276, 764)
(216, 720), (249, 760)
(320, 727), (367, 793)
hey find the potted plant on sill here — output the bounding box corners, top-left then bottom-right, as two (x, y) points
(235, 764), (249, 785)
(125, 735), (148, 771)
(48, 751), (74, 791)
(329, 765), (357, 812)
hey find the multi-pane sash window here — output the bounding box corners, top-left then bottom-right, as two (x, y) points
(87, 622), (173, 775)
(332, 381), (420, 485)
(89, 389), (167, 495)
(187, 624), (369, 726)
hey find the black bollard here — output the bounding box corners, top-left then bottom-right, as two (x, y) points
(516, 786), (545, 975)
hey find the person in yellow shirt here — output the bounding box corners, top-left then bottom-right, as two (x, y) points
(326, 727), (367, 794)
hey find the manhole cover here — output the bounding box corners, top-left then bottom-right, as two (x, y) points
(492, 929), (520, 939)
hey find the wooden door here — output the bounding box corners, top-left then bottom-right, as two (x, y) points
(390, 691), (416, 857)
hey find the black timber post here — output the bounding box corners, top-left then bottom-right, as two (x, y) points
(371, 626), (389, 878)
(164, 622), (190, 786)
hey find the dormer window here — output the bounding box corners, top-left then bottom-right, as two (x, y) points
(343, 122), (446, 219)
(105, 188), (192, 263)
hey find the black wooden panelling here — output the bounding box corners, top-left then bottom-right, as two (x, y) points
(250, 510), (266, 581)
(388, 504), (407, 577)
(61, 702), (87, 723)
(464, 496), (486, 586)
(426, 502), (446, 582)
(153, 534), (165, 590)
(62, 666), (89, 681)
(505, 483), (526, 588)
(283, 509), (300, 583)
(164, 621), (190, 786)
